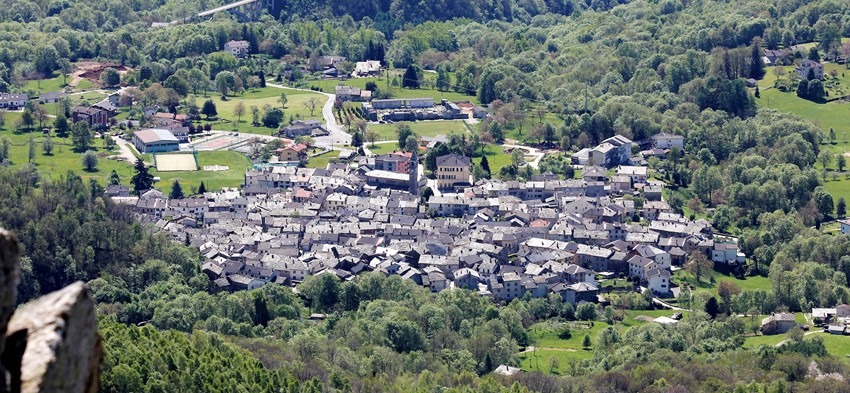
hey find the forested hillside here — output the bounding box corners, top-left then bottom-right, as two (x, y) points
(2, 0), (850, 391)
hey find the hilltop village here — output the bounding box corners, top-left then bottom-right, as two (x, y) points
(125, 133), (743, 307)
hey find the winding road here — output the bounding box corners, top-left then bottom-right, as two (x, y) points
(266, 83), (351, 148)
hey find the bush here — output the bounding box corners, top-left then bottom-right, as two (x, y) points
(558, 328), (572, 339)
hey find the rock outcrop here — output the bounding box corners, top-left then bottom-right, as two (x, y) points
(0, 229), (101, 393)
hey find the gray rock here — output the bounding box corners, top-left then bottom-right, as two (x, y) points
(5, 282), (101, 393)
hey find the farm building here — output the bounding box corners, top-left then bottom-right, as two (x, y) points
(133, 129), (180, 153)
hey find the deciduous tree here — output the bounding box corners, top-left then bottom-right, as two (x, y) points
(81, 150), (99, 172)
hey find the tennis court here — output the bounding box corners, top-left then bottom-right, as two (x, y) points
(193, 135), (244, 151)
(155, 153), (199, 171)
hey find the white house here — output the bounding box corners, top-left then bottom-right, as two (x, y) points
(651, 132), (685, 150)
(224, 40), (250, 58)
(712, 242), (745, 264)
(617, 166), (648, 185)
(646, 268), (671, 295)
(0, 93), (28, 109)
(353, 60), (382, 76)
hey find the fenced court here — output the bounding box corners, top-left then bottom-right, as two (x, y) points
(192, 134), (244, 151)
(154, 152), (199, 172)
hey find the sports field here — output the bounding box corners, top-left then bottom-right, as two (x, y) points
(155, 153), (198, 172)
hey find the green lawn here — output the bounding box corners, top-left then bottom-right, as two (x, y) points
(758, 62), (850, 146)
(518, 348), (593, 374)
(0, 111), (250, 195)
(743, 331), (850, 359)
(306, 151), (337, 169)
(202, 88), (326, 136)
(367, 120), (469, 141)
(24, 74), (100, 96)
(475, 144), (514, 173)
(0, 116), (135, 187)
(823, 177), (850, 204)
(76, 79), (95, 90)
(521, 320), (611, 373)
(815, 332), (850, 359)
(150, 151), (251, 195)
(24, 75), (67, 94)
(528, 320), (611, 349)
(367, 143), (399, 155)
(673, 269), (772, 293)
(742, 333), (786, 349)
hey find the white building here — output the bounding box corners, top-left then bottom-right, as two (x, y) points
(712, 242), (745, 264)
(651, 132), (685, 150)
(224, 40), (250, 58)
(132, 129), (180, 153)
(353, 60), (382, 76)
(0, 93), (28, 109)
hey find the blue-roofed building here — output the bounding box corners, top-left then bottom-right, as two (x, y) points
(132, 129), (179, 153)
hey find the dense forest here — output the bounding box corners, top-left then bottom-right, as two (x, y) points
(2, 0), (850, 391)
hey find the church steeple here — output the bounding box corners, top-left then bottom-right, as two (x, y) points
(409, 151), (419, 196)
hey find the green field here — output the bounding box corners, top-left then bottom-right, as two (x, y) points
(622, 309), (690, 326)
(758, 62), (850, 142)
(742, 333), (786, 349)
(306, 151), (337, 169)
(24, 73), (98, 95)
(744, 331), (850, 360)
(475, 144), (514, 173)
(202, 87), (326, 136)
(367, 142), (400, 155)
(24, 75), (68, 94)
(0, 111), (249, 195)
(76, 79), (95, 90)
(823, 177), (850, 204)
(520, 320), (607, 373)
(151, 151), (252, 195)
(673, 269), (772, 293)
(816, 332), (850, 359)
(518, 348), (593, 373)
(367, 120), (469, 141)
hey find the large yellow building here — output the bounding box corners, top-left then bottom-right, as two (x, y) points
(436, 154), (472, 190)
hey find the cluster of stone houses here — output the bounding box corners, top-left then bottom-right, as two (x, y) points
(129, 149), (744, 305)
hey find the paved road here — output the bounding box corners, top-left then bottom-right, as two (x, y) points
(652, 297), (689, 311)
(266, 83), (351, 149)
(775, 330), (823, 348)
(112, 135), (140, 164)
